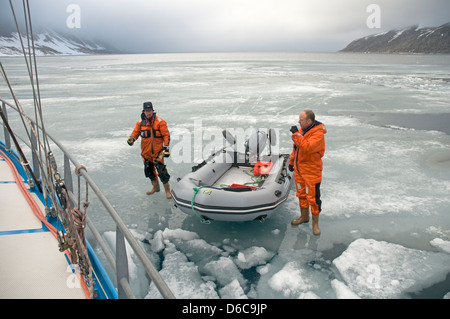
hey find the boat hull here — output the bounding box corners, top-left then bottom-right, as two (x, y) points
(0, 141), (117, 299)
(171, 151), (293, 222)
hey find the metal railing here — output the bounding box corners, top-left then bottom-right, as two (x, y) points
(1, 97), (175, 299)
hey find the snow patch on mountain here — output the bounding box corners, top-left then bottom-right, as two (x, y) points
(0, 30), (117, 56)
(341, 22), (450, 54)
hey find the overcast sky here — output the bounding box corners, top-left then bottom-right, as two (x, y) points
(2, 0), (450, 53)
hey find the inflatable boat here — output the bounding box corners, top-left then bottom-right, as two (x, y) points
(171, 129), (293, 222)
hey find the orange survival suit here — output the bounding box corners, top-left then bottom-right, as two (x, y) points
(289, 121), (327, 216)
(130, 111), (171, 183)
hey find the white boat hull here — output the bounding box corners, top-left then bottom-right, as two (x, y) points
(171, 150), (293, 222)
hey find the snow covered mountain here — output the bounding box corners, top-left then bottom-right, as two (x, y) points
(341, 22), (450, 54)
(0, 30), (117, 56)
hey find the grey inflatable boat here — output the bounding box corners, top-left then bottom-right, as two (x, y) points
(170, 130), (293, 222)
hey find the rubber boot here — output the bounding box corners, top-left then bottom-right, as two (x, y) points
(312, 214), (321, 236)
(291, 208), (310, 226)
(163, 182), (172, 199)
(146, 179), (160, 195)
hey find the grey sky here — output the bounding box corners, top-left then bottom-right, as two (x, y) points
(2, 0), (450, 53)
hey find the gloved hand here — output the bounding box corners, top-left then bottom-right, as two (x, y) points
(290, 125), (298, 134)
(127, 137), (135, 146)
(288, 164), (294, 172)
(163, 145), (170, 157)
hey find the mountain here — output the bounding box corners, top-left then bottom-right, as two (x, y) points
(0, 30), (118, 56)
(340, 22), (450, 54)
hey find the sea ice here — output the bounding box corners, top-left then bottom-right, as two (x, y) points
(430, 238), (450, 254)
(267, 261), (319, 298)
(332, 238), (450, 298)
(149, 230), (165, 253)
(298, 291), (321, 299)
(4, 53), (450, 300)
(234, 246), (275, 269)
(171, 238), (223, 264)
(160, 228), (223, 268)
(162, 228), (199, 241)
(204, 256), (247, 288)
(146, 242), (218, 299)
(331, 279), (361, 299)
(219, 279), (248, 299)
(103, 231), (151, 298)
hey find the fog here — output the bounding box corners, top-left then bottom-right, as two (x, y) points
(2, 0), (450, 53)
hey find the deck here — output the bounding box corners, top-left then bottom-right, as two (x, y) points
(0, 152), (86, 299)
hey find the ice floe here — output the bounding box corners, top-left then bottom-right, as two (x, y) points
(105, 227), (450, 299)
(430, 238), (450, 254)
(333, 238), (450, 298)
(267, 261), (319, 298)
(234, 246), (275, 270)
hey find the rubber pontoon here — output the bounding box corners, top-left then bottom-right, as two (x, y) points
(171, 130), (293, 222)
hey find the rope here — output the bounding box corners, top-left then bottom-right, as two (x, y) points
(60, 184), (94, 298)
(242, 169), (266, 186)
(4, 0), (59, 222)
(69, 164), (94, 297)
(2, 1), (95, 299)
(71, 208), (86, 245)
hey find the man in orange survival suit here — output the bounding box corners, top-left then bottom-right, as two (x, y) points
(127, 102), (172, 199)
(289, 110), (327, 235)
